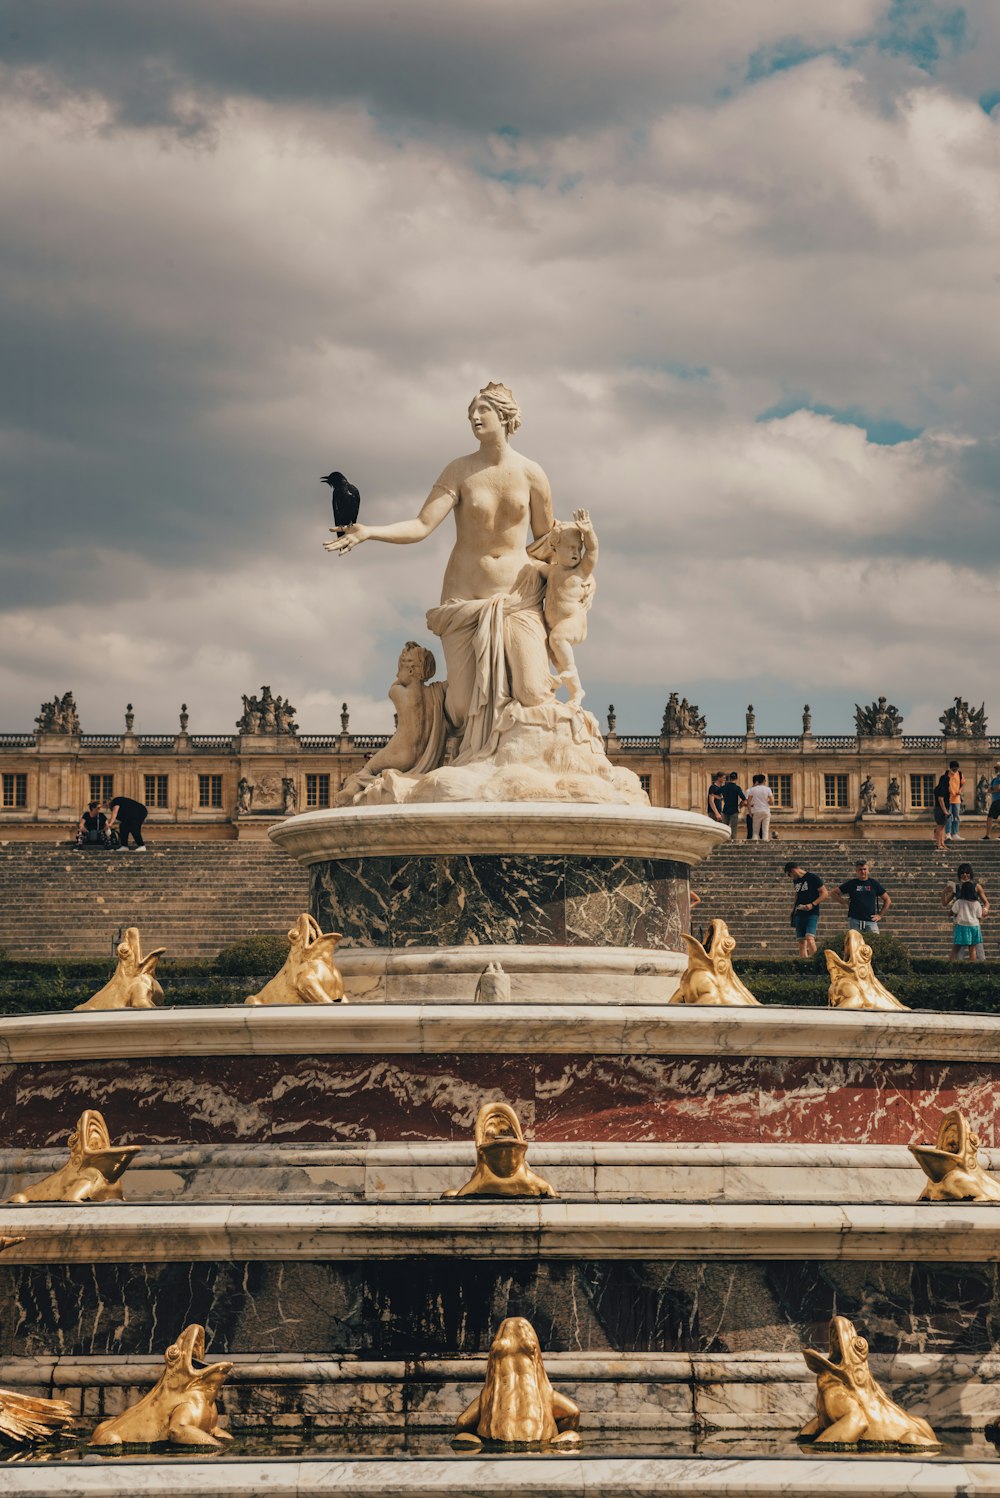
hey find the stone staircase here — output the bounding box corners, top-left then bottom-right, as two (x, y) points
(0, 843), (309, 959)
(694, 836), (1000, 958)
(1, 836), (997, 961)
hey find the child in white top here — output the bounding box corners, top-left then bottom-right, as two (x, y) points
(950, 880), (984, 962)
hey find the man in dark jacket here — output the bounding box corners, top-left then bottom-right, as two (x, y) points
(107, 793), (148, 852)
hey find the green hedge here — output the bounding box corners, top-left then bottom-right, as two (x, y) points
(214, 933), (290, 976)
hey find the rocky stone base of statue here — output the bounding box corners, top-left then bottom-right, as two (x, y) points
(348, 700), (646, 807)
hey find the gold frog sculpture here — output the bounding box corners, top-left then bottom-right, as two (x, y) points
(669, 918), (760, 1006)
(89, 1324), (233, 1448)
(6, 1109), (140, 1204)
(798, 1315), (938, 1448)
(825, 929), (907, 1011)
(452, 1317), (580, 1447)
(909, 1108), (1000, 1203)
(245, 912), (346, 1005)
(442, 1102), (557, 1198)
(0, 1387), (74, 1445)
(75, 927), (165, 1011)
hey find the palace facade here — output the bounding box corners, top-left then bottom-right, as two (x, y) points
(2, 692), (995, 843)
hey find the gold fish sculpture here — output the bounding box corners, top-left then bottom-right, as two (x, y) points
(245, 912), (346, 1005)
(442, 1102), (557, 1199)
(75, 927), (165, 1011)
(89, 1324), (233, 1448)
(825, 929), (907, 1011)
(452, 1317), (580, 1447)
(669, 918), (761, 1006)
(909, 1108), (1000, 1203)
(798, 1315), (938, 1448)
(6, 1109), (140, 1204)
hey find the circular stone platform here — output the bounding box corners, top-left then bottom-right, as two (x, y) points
(269, 804), (727, 952)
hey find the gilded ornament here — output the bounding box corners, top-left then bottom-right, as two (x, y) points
(443, 1102), (557, 1199)
(452, 1317), (580, 1447)
(0, 1388), (73, 1446)
(75, 927), (165, 1011)
(825, 929), (907, 1010)
(89, 1324), (233, 1448)
(798, 1315), (938, 1448)
(909, 1108), (1000, 1202)
(669, 919), (761, 1006)
(0, 1237), (24, 1253)
(244, 912), (346, 1005)
(6, 1109), (140, 1204)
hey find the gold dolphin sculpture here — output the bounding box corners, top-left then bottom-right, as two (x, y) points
(443, 1101), (557, 1199)
(6, 1109), (140, 1204)
(89, 1324), (233, 1448)
(669, 918), (761, 1006)
(452, 1317), (580, 1447)
(909, 1108), (1000, 1202)
(75, 927), (165, 1011)
(245, 912), (346, 1005)
(825, 929), (907, 1011)
(798, 1315), (938, 1448)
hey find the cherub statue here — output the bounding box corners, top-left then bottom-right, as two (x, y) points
(530, 508), (597, 707)
(335, 642), (447, 805)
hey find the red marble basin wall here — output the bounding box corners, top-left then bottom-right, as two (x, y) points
(4, 1053), (1000, 1147)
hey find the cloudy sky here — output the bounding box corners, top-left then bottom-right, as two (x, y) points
(2, 0), (999, 737)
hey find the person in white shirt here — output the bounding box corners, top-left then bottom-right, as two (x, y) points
(745, 774), (773, 842)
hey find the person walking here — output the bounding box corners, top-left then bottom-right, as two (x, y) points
(783, 860), (829, 958)
(941, 862), (989, 961)
(106, 793), (149, 852)
(720, 772), (747, 840)
(833, 858), (891, 934)
(745, 773), (773, 841)
(933, 766), (951, 851)
(984, 763), (1000, 841)
(706, 772), (726, 823)
(949, 880), (984, 962)
(945, 759), (965, 841)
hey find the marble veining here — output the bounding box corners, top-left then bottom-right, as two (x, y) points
(4, 1258), (1000, 1359)
(311, 854), (688, 950)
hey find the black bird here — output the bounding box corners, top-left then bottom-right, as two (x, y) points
(321, 471), (361, 531)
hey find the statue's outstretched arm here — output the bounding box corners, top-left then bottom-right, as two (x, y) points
(325, 483), (457, 554)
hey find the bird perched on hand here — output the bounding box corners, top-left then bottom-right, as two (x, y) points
(321, 471), (361, 531)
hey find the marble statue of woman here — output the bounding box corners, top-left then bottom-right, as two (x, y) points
(325, 383), (645, 806)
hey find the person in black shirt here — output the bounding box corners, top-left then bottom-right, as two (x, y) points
(706, 772), (725, 823)
(76, 801), (108, 848)
(833, 858), (891, 933)
(783, 860), (828, 957)
(720, 772), (746, 839)
(107, 794), (148, 852)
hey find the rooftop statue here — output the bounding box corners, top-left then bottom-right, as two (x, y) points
(854, 696), (902, 737)
(324, 384), (645, 806)
(34, 690), (80, 735)
(940, 696), (987, 737)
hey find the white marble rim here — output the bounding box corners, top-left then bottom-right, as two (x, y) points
(2, 1200), (999, 1261)
(0, 1456), (996, 1496)
(3, 1003), (1000, 1062)
(269, 801), (728, 863)
(336, 944), (685, 975)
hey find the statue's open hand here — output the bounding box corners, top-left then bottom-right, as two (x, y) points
(324, 524), (368, 554)
(572, 508), (593, 532)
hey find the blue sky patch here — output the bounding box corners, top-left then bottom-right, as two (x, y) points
(757, 400), (922, 445)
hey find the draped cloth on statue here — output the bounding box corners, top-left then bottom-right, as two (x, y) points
(427, 564), (551, 765)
